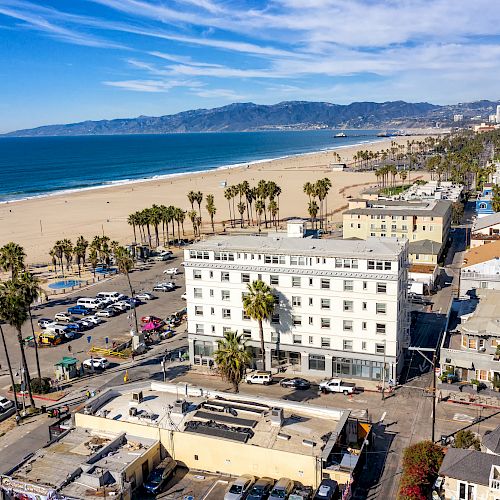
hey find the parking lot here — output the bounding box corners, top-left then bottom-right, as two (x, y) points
(0, 252), (187, 386)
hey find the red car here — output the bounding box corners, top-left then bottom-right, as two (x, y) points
(141, 315), (162, 324)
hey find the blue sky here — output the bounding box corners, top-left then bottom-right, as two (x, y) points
(1, 0), (500, 132)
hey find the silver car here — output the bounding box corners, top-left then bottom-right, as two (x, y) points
(224, 475), (255, 500)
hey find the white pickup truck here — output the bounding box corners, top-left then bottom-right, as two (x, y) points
(319, 378), (356, 395)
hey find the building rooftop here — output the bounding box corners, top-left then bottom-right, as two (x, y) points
(408, 239), (442, 256)
(458, 290), (500, 336)
(483, 426), (500, 455)
(344, 199), (451, 218)
(439, 448), (500, 486)
(473, 212), (500, 231)
(463, 241), (500, 267)
(188, 235), (406, 260)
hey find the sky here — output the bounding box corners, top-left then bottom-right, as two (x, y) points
(1, 1), (500, 132)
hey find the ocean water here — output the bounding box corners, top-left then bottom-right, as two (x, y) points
(0, 130), (383, 202)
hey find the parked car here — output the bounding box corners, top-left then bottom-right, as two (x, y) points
(319, 379), (356, 395)
(83, 357), (109, 370)
(224, 475), (256, 500)
(269, 478), (294, 500)
(63, 330), (76, 340)
(126, 297), (142, 307)
(65, 322), (83, 333)
(37, 318), (54, 329)
(110, 301), (130, 311)
(67, 305), (90, 315)
(96, 291), (125, 303)
(143, 457), (177, 495)
(141, 315), (162, 324)
(95, 308), (116, 318)
(0, 397), (14, 412)
(54, 312), (76, 323)
(135, 292), (156, 301)
(408, 293), (432, 306)
(153, 284), (174, 292)
(74, 320), (91, 331)
(246, 371), (273, 385)
(85, 315), (101, 325)
(163, 267), (178, 275)
(247, 477), (275, 500)
(313, 479), (339, 500)
(280, 377), (311, 390)
(291, 485), (314, 499)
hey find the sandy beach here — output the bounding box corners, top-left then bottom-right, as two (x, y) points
(0, 136), (431, 264)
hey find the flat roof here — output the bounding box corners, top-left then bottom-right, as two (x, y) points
(81, 384), (348, 459)
(344, 199), (451, 218)
(472, 212), (500, 231)
(459, 290), (500, 336)
(188, 235), (406, 260)
(463, 240), (500, 267)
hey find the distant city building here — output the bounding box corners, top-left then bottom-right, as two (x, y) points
(490, 114), (498, 123)
(461, 241), (500, 296)
(184, 231), (409, 382)
(497, 105), (500, 124)
(470, 212), (500, 247)
(475, 183), (495, 218)
(440, 290), (500, 388)
(342, 199), (452, 266)
(473, 122), (498, 133)
(453, 114), (464, 122)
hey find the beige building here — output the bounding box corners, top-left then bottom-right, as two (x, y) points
(342, 199), (452, 265)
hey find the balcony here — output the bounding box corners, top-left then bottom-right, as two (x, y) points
(490, 478), (500, 490)
(471, 232), (500, 242)
(489, 465), (500, 490)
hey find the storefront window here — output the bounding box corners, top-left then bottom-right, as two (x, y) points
(309, 354), (325, 371)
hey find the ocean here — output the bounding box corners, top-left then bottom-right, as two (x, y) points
(0, 130), (383, 202)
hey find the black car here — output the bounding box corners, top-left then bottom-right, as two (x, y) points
(313, 479), (339, 500)
(280, 377), (311, 390)
(143, 457), (177, 495)
(247, 477), (274, 500)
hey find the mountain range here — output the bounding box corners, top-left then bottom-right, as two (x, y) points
(4, 100), (500, 137)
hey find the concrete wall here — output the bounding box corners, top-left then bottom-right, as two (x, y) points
(442, 475), (493, 500)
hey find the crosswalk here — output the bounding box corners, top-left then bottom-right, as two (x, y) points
(453, 413), (476, 423)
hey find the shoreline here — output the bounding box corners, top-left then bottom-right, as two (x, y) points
(0, 135), (432, 264)
(0, 137), (386, 205)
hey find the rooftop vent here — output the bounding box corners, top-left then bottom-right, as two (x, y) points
(270, 407), (284, 427)
(302, 439), (316, 447)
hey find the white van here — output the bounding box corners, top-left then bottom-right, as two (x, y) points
(77, 298), (102, 310)
(245, 371), (273, 385)
(96, 291), (125, 303)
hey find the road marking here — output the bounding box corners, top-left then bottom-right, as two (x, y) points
(379, 411), (387, 423)
(453, 413), (475, 423)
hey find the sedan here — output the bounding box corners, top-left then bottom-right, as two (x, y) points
(163, 267), (178, 275)
(95, 308), (116, 318)
(225, 475), (256, 500)
(37, 318), (54, 329)
(83, 357), (109, 370)
(280, 377), (311, 390)
(0, 397), (14, 412)
(135, 292), (156, 301)
(153, 284), (174, 292)
(65, 322), (84, 333)
(247, 477), (274, 500)
(85, 315), (101, 325)
(111, 301), (130, 311)
(54, 312), (76, 323)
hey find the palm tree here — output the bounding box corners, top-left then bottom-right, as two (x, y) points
(52, 240), (65, 276)
(0, 280), (35, 408)
(195, 191), (203, 216)
(73, 236), (88, 278)
(0, 242), (26, 279)
(213, 331), (251, 393)
(127, 213), (138, 243)
(0, 323), (20, 420)
(493, 185), (500, 212)
(242, 280), (275, 371)
(237, 201), (246, 228)
(187, 210), (198, 238)
(89, 247), (99, 277)
(114, 246), (140, 336)
(268, 199), (278, 228)
(187, 190), (196, 211)
(224, 187), (234, 228)
(149, 204), (162, 247)
(174, 208), (185, 242)
(240, 181), (251, 225)
(206, 194), (217, 232)
(255, 199), (265, 230)
(61, 238), (73, 271)
(49, 249), (57, 273)
(18, 271), (42, 381)
(399, 170), (408, 185)
(257, 180), (269, 228)
(308, 200), (319, 229)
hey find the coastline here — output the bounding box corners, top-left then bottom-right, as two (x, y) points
(0, 135), (430, 264)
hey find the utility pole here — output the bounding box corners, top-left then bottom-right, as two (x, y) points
(381, 340), (387, 401)
(432, 352), (437, 443)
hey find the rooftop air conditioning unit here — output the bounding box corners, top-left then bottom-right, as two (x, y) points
(132, 391), (143, 404)
(173, 399), (189, 414)
(270, 407), (284, 427)
(129, 407), (137, 417)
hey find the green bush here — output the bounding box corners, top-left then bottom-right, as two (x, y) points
(454, 430), (480, 451)
(13, 377), (51, 395)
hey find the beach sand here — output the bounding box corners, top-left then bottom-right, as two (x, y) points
(0, 136), (431, 264)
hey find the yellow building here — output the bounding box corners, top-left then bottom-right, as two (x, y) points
(343, 199), (452, 264)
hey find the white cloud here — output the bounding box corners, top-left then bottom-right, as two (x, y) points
(102, 78), (196, 92)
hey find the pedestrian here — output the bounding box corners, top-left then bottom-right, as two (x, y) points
(67, 344), (72, 354)
(131, 352), (135, 362)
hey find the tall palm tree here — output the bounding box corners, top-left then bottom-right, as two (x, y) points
(114, 246), (140, 336)
(255, 199), (265, 230)
(240, 181), (251, 225)
(0, 242), (26, 279)
(52, 240), (65, 277)
(242, 280), (275, 371)
(257, 180), (269, 228)
(237, 201), (246, 228)
(268, 199), (278, 228)
(206, 194), (217, 232)
(308, 200), (319, 229)
(18, 271), (42, 381)
(213, 331), (251, 393)
(187, 210), (198, 238)
(174, 208), (185, 242)
(0, 323), (20, 420)
(61, 238), (73, 271)
(0, 280), (35, 408)
(187, 191), (196, 211)
(149, 204), (162, 247)
(195, 191), (203, 215)
(49, 249), (57, 273)
(73, 236), (89, 278)
(127, 213), (138, 243)
(89, 247), (99, 277)
(224, 187), (234, 228)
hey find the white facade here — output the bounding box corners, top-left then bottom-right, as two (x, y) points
(497, 105), (500, 124)
(184, 235), (409, 382)
(461, 258), (500, 296)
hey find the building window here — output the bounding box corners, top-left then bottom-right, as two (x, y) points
(309, 316), (313, 325)
(343, 300), (353, 312)
(308, 335), (314, 344)
(363, 281), (367, 290)
(264, 254), (285, 264)
(362, 322), (367, 330)
(292, 276), (301, 287)
(292, 296), (302, 307)
(292, 315), (302, 326)
(458, 482), (475, 500)
(270, 275), (279, 285)
(344, 280), (353, 291)
(223, 326), (231, 334)
(193, 270), (202, 280)
(468, 338), (477, 349)
(321, 337), (330, 347)
(195, 324), (204, 334)
(343, 340), (353, 350)
(293, 334), (302, 345)
(209, 271), (214, 278)
(309, 278), (313, 286)
(309, 354), (325, 371)
(362, 341), (367, 350)
(290, 256), (305, 265)
(211, 325), (215, 333)
(195, 306), (203, 316)
(308, 297), (313, 306)
(376, 343), (385, 354)
(194, 288), (202, 298)
(343, 320), (353, 331)
(321, 298), (331, 310)
(376, 323), (386, 334)
(215, 252), (234, 261)
(384, 261), (391, 270)
(271, 313), (280, 324)
(321, 318), (331, 329)
(376, 282), (387, 293)
(194, 340), (213, 356)
(221, 290), (230, 301)
(221, 272), (230, 282)
(209, 289), (214, 297)
(480, 281), (488, 289)
(242, 329), (251, 340)
(362, 302), (367, 311)
(241, 273), (250, 283)
(335, 258), (342, 268)
(222, 309), (231, 319)
(242, 311), (250, 320)
(321, 279), (330, 289)
(376, 303), (387, 314)
(211, 307), (215, 315)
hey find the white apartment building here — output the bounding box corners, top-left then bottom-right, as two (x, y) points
(184, 234), (409, 383)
